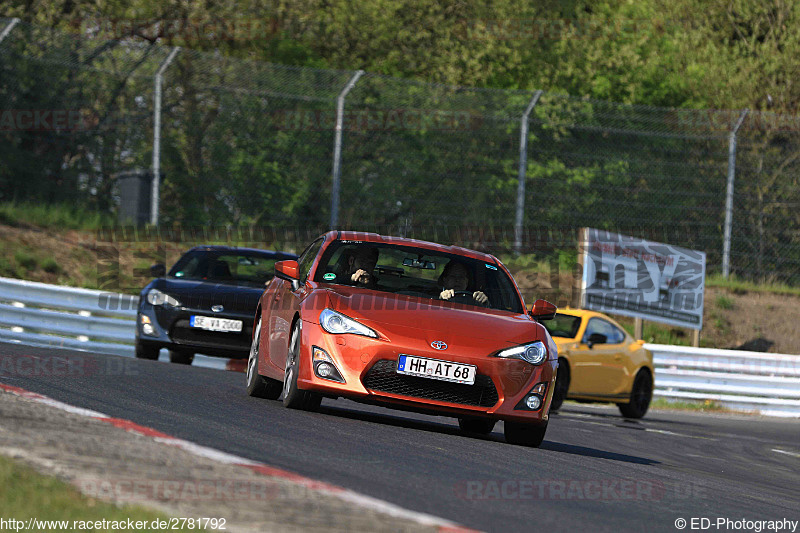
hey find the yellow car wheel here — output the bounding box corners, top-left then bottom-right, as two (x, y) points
(617, 369), (653, 419)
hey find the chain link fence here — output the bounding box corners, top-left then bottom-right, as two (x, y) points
(2, 18), (799, 285)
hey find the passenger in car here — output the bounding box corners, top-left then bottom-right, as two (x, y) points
(438, 261), (489, 306)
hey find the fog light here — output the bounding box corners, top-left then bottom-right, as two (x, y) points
(525, 395), (542, 410)
(142, 323), (155, 336)
(317, 362), (333, 377)
(311, 346), (346, 383)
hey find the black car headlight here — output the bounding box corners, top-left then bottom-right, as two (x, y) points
(146, 288), (182, 307)
(494, 341), (547, 365)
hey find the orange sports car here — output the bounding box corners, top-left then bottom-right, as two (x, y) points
(245, 232), (559, 447)
(542, 309), (654, 418)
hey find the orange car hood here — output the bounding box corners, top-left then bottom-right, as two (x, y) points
(322, 285), (543, 346)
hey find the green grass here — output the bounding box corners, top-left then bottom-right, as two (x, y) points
(14, 250), (38, 271)
(715, 295), (734, 310)
(0, 256), (14, 278)
(706, 272), (800, 297)
(0, 455), (193, 531)
(41, 256), (61, 274)
(650, 397), (734, 413)
(0, 202), (114, 232)
(620, 322), (694, 346)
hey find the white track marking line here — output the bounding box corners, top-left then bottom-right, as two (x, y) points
(0, 383), (471, 532)
(772, 448), (800, 458)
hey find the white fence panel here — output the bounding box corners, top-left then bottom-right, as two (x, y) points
(646, 343), (800, 417)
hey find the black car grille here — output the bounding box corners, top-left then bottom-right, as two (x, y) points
(170, 319), (252, 353)
(363, 359), (499, 408)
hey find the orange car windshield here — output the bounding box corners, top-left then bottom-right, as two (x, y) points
(314, 241), (524, 314)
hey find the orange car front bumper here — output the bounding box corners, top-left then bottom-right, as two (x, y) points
(296, 319), (557, 424)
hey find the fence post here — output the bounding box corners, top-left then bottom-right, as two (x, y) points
(514, 90), (543, 255)
(0, 18), (20, 44)
(330, 70), (364, 229)
(722, 109), (749, 278)
(151, 46), (180, 226)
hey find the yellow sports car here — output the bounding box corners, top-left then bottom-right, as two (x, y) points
(541, 308), (654, 418)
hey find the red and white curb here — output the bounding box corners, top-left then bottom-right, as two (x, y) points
(0, 382), (475, 533)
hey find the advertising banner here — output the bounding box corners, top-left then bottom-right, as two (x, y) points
(579, 228), (706, 329)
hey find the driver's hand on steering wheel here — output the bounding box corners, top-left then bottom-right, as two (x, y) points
(351, 269), (371, 285)
(473, 291), (488, 304)
(440, 289), (455, 300)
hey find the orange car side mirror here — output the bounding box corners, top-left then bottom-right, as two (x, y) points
(529, 299), (557, 321)
(275, 260), (299, 280)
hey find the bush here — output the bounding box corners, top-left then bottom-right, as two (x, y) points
(14, 250), (37, 271)
(41, 256), (61, 274)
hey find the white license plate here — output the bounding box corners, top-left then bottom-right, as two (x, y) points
(396, 355), (476, 385)
(190, 315), (243, 333)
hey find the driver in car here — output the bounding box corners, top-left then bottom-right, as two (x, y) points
(346, 246), (379, 287)
(439, 261), (489, 306)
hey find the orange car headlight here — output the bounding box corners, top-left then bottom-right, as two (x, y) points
(495, 341), (547, 365)
(319, 308), (377, 338)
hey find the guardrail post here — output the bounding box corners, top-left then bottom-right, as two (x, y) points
(0, 18), (20, 45)
(330, 70), (364, 229)
(514, 90), (543, 255)
(151, 46), (180, 226)
(722, 108), (749, 278)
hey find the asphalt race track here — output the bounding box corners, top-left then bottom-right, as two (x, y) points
(1, 341), (798, 533)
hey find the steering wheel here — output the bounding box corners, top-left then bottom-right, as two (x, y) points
(447, 290), (489, 307)
(451, 290), (473, 298)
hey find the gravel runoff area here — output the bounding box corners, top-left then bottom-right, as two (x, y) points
(0, 388), (444, 533)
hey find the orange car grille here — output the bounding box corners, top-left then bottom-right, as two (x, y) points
(363, 359), (499, 408)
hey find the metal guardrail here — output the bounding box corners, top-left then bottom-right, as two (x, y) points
(646, 343), (800, 417)
(0, 277), (137, 354)
(1, 277), (799, 416)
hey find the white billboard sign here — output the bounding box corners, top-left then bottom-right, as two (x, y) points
(579, 228), (706, 330)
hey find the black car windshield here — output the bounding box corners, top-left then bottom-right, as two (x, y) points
(169, 250), (280, 286)
(313, 241), (524, 314)
(542, 313), (582, 339)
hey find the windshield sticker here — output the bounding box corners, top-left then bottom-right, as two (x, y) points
(323, 273), (336, 281)
(485, 263), (498, 270)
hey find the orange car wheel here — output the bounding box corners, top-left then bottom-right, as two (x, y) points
(282, 322), (322, 411)
(458, 418), (496, 435)
(550, 358), (570, 411)
(246, 316), (282, 400)
(504, 421), (547, 447)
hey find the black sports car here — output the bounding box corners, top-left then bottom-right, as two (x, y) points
(135, 246), (298, 364)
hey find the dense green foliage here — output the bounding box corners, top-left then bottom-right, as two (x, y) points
(6, 0), (800, 111)
(2, 1), (800, 282)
